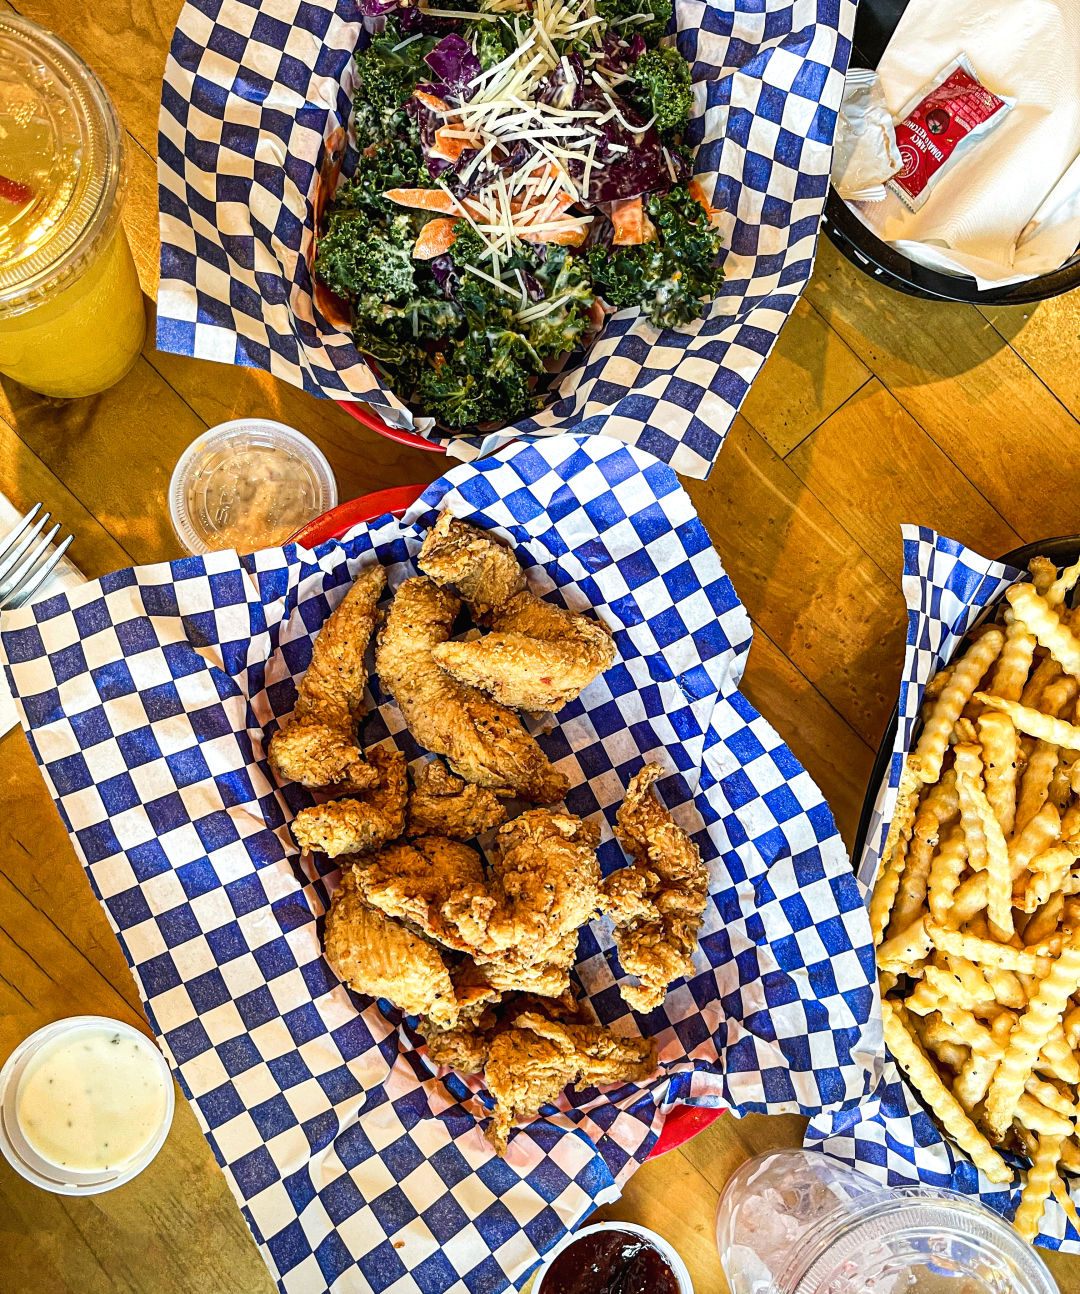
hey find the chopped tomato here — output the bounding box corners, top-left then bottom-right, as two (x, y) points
(412, 217), (459, 260)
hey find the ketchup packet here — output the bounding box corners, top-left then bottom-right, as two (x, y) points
(887, 55), (1013, 213)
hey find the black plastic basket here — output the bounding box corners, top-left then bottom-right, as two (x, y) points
(823, 0), (1080, 305)
(852, 535), (1080, 866)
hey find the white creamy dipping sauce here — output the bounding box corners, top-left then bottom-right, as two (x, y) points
(15, 1027), (169, 1172)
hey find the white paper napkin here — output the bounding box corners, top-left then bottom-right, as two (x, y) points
(855, 0), (1080, 288)
(0, 495), (84, 739)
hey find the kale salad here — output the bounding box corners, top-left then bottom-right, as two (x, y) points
(315, 0), (724, 430)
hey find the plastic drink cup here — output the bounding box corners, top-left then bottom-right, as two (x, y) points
(0, 15), (146, 397)
(715, 1148), (1059, 1294)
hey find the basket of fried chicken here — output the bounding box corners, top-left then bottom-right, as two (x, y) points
(268, 511), (707, 1153)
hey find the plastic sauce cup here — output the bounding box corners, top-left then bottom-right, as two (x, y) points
(0, 1016), (174, 1195)
(533, 1222), (694, 1294)
(169, 419), (338, 556)
(0, 15), (146, 397)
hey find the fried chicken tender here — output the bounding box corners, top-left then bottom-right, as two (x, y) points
(268, 565), (386, 790)
(375, 577), (568, 803)
(291, 747), (407, 858)
(356, 836), (488, 929)
(432, 620), (615, 713)
(358, 810), (601, 991)
(604, 763), (709, 1013)
(325, 867), (459, 1025)
(418, 511), (527, 624)
(420, 513), (616, 712)
(406, 760), (508, 840)
(484, 1012), (657, 1153)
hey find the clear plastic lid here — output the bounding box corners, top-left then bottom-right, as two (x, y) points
(0, 14), (125, 316)
(169, 420), (339, 556)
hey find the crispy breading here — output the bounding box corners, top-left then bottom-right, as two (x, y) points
(291, 747), (407, 858)
(420, 514), (617, 712)
(417, 511), (527, 624)
(268, 565), (386, 789)
(356, 836), (488, 930)
(432, 622), (615, 713)
(359, 810), (601, 989)
(376, 576), (568, 803)
(484, 1012), (657, 1153)
(406, 760), (508, 840)
(604, 763), (709, 1013)
(324, 867), (459, 1026)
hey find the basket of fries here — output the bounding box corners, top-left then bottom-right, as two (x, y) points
(809, 529), (1080, 1250)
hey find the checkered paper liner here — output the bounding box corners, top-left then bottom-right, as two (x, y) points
(806, 526), (1080, 1251)
(156, 0), (855, 478)
(3, 436), (876, 1293)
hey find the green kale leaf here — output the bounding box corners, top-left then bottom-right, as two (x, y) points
(594, 0), (673, 48)
(586, 182), (723, 329)
(625, 45), (692, 138)
(352, 19), (437, 140)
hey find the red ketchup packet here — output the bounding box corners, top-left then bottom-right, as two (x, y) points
(887, 55), (1012, 213)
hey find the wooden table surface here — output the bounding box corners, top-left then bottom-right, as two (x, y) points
(2, 1), (1080, 1290)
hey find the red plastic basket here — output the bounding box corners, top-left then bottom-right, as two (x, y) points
(291, 487), (727, 1157)
(340, 400), (446, 453)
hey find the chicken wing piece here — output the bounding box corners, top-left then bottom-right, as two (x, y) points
(324, 866), (459, 1025)
(406, 760), (508, 840)
(376, 577), (568, 803)
(268, 565), (386, 789)
(477, 926), (580, 997)
(291, 747), (407, 858)
(604, 763), (709, 1013)
(417, 511), (526, 624)
(356, 835), (487, 930)
(484, 1011), (657, 1153)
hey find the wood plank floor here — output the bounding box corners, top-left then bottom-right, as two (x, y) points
(2, 1), (1080, 1289)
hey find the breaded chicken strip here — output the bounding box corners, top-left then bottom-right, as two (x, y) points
(431, 616), (614, 713)
(484, 1012), (657, 1153)
(603, 763), (709, 1013)
(417, 511), (526, 624)
(406, 760), (508, 840)
(420, 513), (615, 712)
(291, 747), (407, 858)
(325, 866), (459, 1025)
(359, 811), (600, 992)
(376, 577), (568, 803)
(357, 836), (488, 929)
(268, 565), (386, 790)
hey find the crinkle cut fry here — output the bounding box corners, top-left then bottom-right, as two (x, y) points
(1007, 582), (1080, 682)
(984, 935), (1080, 1138)
(976, 693), (1080, 751)
(1012, 1132), (1065, 1242)
(988, 609), (1037, 704)
(911, 630), (1004, 785)
(881, 1000), (1011, 1183)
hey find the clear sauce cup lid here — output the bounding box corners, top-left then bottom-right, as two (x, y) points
(169, 419), (339, 556)
(0, 14), (124, 316)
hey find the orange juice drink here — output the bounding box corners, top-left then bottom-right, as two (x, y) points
(0, 15), (145, 398)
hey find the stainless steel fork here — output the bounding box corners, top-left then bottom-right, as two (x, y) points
(0, 503), (75, 611)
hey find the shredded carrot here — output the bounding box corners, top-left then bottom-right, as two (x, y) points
(412, 217), (459, 260)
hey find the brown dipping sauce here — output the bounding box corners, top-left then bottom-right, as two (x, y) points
(541, 1230), (680, 1294)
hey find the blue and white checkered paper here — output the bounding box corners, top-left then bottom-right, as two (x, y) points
(3, 437), (877, 1293)
(156, 0), (855, 478)
(807, 526), (1080, 1251)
